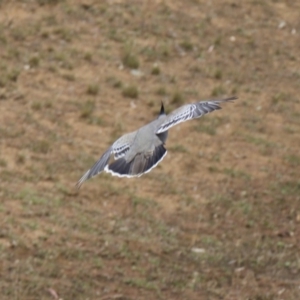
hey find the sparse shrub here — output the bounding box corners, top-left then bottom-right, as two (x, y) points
(29, 55), (40, 67)
(141, 43), (171, 61)
(0, 78), (6, 88)
(151, 66), (160, 75)
(44, 101), (52, 108)
(106, 77), (122, 89)
(40, 31), (49, 39)
(11, 28), (25, 41)
(122, 46), (139, 69)
(62, 73), (75, 81)
(86, 84), (99, 96)
(214, 36), (222, 46)
(31, 140), (51, 154)
(0, 158), (7, 167)
(16, 154), (25, 164)
(147, 100), (154, 107)
(211, 85), (225, 97)
(214, 69), (222, 80)
(169, 145), (187, 153)
(172, 91), (184, 105)
(80, 100), (95, 118)
(161, 45), (170, 59)
(122, 85), (138, 98)
(272, 92), (288, 104)
(31, 101), (42, 110)
(89, 116), (103, 126)
(53, 27), (72, 42)
(156, 87), (167, 96)
(113, 80), (122, 89)
(231, 87), (237, 95)
(84, 52), (92, 62)
(7, 69), (20, 82)
(37, 0), (62, 4)
(180, 40), (193, 51)
(170, 76), (176, 83)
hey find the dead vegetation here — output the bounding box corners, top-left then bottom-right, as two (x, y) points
(0, 0), (300, 299)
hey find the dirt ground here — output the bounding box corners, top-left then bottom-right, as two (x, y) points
(0, 0), (300, 299)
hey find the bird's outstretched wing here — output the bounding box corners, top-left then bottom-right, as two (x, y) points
(112, 130), (137, 159)
(76, 131), (137, 188)
(156, 97), (237, 134)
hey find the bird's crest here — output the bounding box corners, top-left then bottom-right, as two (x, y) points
(159, 101), (165, 115)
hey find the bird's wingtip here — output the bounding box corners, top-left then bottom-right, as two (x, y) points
(224, 96), (238, 102)
(75, 181), (82, 190)
(75, 179), (84, 190)
(75, 169), (90, 190)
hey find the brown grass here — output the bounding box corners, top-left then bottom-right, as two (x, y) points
(0, 1), (300, 299)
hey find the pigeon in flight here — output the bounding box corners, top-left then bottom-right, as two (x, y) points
(76, 97), (237, 188)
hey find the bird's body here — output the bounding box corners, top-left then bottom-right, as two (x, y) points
(76, 97), (237, 188)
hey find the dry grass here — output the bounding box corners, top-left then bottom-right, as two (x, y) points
(0, 1), (300, 299)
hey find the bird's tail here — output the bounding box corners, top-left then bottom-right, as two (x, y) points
(105, 144), (167, 178)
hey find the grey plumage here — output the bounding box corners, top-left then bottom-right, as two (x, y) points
(76, 96), (237, 188)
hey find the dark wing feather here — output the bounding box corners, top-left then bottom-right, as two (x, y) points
(105, 144), (167, 178)
(112, 131), (137, 159)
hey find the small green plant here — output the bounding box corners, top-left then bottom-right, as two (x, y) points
(284, 154), (300, 167)
(211, 85), (225, 96)
(141, 43), (172, 61)
(271, 92), (288, 104)
(147, 100), (154, 107)
(7, 69), (20, 82)
(214, 36), (222, 46)
(31, 140), (51, 154)
(194, 117), (225, 136)
(83, 52), (92, 62)
(0, 158), (7, 167)
(11, 28), (25, 41)
(156, 87), (167, 96)
(18, 188), (48, 205)
(223, 168), (251, 180)
(53, 27), (72, 42)
(214, 69), (222, 80)
(169, 145), (187, 153)
(37, 0), (62, 5)
(172, 91), (184, 105)
(180, 40), (193, 51)
(16, 154), (25, 164)
(208, 165), (219, 173)
(231, 86), (238, 95)
(89, 116), (103, 126)
(80, 100), (95, 118)
(122, 85), (138, 98)
(0, 77), (6, 88)
(86, 84), (99, 95)
(112, 80), (122, 88)
(40, 30), (49, 39)
(29, 55), (40, 67)
(31, 101), (42, 110)
(62, 72), (75, 81)
(44, 101), (53, 108)
(151, 66), (160, 75)
(106, 77), (122, 89)
(122, 47), (139, 69)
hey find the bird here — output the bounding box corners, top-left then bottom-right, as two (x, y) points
(76, 96), (237, 188)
